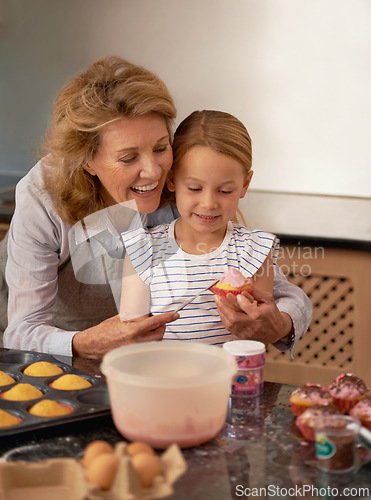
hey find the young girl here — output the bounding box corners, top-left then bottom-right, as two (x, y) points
(120, 110), (279, 345)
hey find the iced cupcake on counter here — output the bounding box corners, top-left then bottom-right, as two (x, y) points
(296, 403), (341, 441)
(289, 383), (333, 416)
(327, 374), (369, 414)
(350, 395), (371, 430)
(210, 269), (253, 297)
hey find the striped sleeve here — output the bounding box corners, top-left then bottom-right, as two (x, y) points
(231, 225), (280, 277)
(121, 224), (175, 285)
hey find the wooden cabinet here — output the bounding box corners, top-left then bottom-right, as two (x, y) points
(265, 242), (371, 387)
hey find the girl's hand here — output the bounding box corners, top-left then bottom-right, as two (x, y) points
(72, 311), (179, 359)
(214, 287), (293, 345)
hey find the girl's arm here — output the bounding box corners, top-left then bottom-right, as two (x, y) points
(119, 252), (151, 321)
(252, 250), (274, 293)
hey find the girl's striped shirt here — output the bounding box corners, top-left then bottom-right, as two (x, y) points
(122, 220), (279, 345)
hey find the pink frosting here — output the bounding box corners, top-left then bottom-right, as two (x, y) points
(350, 397), (371, 420)
(297, 404), (340, 426)
(327, 373), (368, 399)
(219, 269), (249, 288)
(292, 384), (332, 404)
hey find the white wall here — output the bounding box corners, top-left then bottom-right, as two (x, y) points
(1, 0), (370, 200)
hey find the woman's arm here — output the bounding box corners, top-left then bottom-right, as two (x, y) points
(272, 265), (313, 350)
(4, 169), (76, 356)
(4, 165), (178, 358)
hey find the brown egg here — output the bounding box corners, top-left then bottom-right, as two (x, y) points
(126, 441), (155, 457)
(86, 453), (119, 491)
(82, 440), (115, 469)
(131, 452), (162, 488)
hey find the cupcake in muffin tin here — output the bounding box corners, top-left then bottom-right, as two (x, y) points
(0, 348), (110, 435)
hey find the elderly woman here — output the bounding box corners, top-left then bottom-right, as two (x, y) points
(2, 56), (311, 359)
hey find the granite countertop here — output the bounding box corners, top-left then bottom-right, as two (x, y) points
(1, 380), (370, 499)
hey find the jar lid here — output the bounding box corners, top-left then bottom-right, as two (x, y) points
(223, 340), (265, 356)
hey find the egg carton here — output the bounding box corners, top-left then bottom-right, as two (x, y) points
(0, 348), (110, 436)
(0, 442), (188, 500)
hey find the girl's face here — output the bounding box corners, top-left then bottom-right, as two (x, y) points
(167, 145), (252, 242)
(86, 112), (172, 214)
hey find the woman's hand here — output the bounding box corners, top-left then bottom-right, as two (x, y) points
(72, 311), (179, 359)
(215, 287), (293, 345)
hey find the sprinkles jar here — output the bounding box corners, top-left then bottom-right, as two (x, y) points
(223, 341), (266, 398)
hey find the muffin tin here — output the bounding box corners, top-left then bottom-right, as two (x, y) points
(0, 348), (110, 436)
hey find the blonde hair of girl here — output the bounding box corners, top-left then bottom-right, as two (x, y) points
(161, 109), (251, 226)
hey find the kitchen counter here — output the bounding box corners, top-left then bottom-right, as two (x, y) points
(1, 370), (370, 499)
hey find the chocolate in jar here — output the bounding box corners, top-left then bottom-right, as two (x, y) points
(317, 431), (355, 471)
(314, 415), (360, 473)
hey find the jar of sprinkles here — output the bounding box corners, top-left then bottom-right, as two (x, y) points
(223, 341), (266, 398)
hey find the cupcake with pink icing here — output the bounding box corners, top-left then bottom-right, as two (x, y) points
(327, 373), (369, 414)
(350, 395), (371, 430)
(296, 403), (341, 441)
(210, 269), (253, 297)
(289, 383), (333, 416)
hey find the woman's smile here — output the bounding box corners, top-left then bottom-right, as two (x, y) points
(130, 181), (159, 195)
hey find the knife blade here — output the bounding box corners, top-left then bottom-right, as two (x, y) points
(173, 279), (219, 312)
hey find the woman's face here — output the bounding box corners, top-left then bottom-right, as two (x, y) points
(86, 112), (172, 213)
